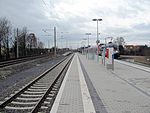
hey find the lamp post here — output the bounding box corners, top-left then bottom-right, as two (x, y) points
(17, 28), (19, 58)
(60, 32), (64, 49)
(54, 27), (56, 56)
(92, 18), (102, 61)
(64, 32), (69, 49)
(85, 33), (91, 59)
(83, 38), (87, 57)
(81, 40), (86, 55)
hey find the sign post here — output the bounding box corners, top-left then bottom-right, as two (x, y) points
(102, 48), (106, 66)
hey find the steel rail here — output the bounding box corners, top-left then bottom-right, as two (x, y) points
(31, 54), (74, 113)
(0, 54), (71, 109)
(0, 54), (52, 68)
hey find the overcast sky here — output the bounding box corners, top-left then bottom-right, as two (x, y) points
(0, 0), (150, 48)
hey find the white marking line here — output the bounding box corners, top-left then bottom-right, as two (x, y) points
(77, 55), (96, 113)
(115, 59), (150, 72)
(50, 55), (75, 113)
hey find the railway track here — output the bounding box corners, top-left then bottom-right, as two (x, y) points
(0, 54), (74, 113)
(0, 54), (52, 68)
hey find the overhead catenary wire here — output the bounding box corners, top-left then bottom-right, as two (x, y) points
(41, 0), (50, 11)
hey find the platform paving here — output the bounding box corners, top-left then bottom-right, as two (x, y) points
(51, 53), (150, 113)
(51, 54), (84, 113)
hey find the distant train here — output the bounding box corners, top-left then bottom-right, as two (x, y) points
(84, 43), (120, 59)
(103, 43), (120, 59)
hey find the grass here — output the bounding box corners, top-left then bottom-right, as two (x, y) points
(134, 59), (150, 66)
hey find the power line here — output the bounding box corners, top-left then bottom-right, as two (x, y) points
(41, 0), (47, 6)
(41, 0), (50, 10)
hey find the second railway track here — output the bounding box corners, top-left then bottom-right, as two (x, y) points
(0, 54), (52, 68)
(0, 53), (74, 113)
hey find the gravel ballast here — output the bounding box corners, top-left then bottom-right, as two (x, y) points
(0, 55), (65, 101)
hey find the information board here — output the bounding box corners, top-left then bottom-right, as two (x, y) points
(106, 47), (114, 70)
(107, 48), (113, 64)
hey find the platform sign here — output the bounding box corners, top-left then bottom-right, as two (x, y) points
(107, 48), (113, 64)
(112, 54), (114, 59)
(109, 48), (113, 61)
(101, 48), (105, 64)
(106, 48), (109, 58)
(106, 47), (114, 70)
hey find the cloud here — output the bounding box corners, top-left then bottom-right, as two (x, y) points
(133, 23), (150, 31)
(0, 0), (150, 48)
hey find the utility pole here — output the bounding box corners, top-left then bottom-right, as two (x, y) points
(61, 35), (63, 48)
(104, 38), (106, 66)
(96, 20), (99, 61)
(66, 39), (68, 49)
(17, 28), (19, 58)
(54, 27), (56, 56)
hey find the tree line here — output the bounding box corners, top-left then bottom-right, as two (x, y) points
(112, 37), (150, 56)
(0, 17), (45, 61)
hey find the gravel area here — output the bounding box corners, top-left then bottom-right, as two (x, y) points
(0, 55), (65, 102)
(0, 55), (53, 79)
(120, 55), (150, 66)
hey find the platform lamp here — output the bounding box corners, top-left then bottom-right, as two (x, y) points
(85, 33), (92, 59)
(92, 18), (102, 62)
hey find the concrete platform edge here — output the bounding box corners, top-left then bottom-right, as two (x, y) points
(50, 55), (75, 113)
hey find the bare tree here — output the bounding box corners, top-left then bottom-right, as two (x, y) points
(20, 27), (27, 56)
(0, 17), (11, 59)
(11, 28), (17, 58)
(26, 33), (37, 49)
(37, 41), (44, 49)
(10, 27), (28, 58)
(113, 37), (125, 55)
(113, 37), (125, 46)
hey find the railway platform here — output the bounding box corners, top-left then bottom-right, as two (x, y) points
(51, 53), (150, 113)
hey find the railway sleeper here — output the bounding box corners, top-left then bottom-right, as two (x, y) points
(13, 98), (38, 102)
(4, 102), (36, 108)
(16, 97), (41, 101)
(0, 54), (73, 113)
(27, 88), (47, 91)
(24, 91), (45, 94)
(20, 94), (42, 97)
(30, 86), (48, 89)
(11, 101), (37, 105)
(5, 106), (33, 110)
